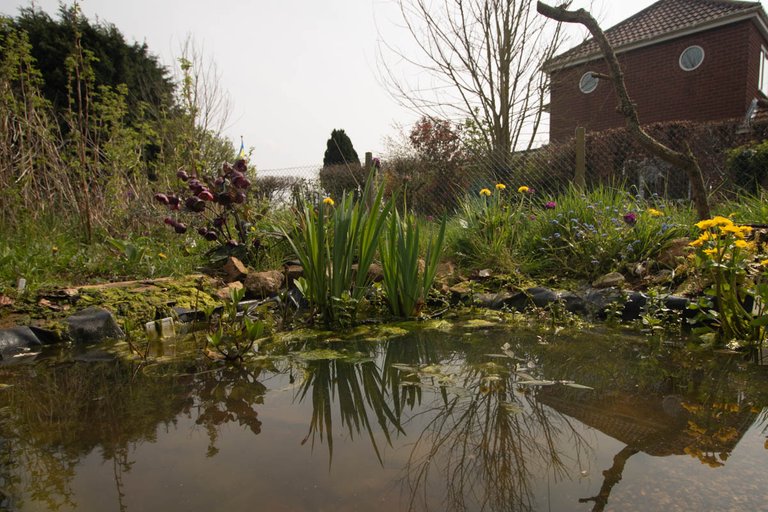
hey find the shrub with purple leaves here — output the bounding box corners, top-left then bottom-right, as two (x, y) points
(155, 158), (269, 264)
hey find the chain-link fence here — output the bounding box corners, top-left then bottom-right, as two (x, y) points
(255, 118), (768, 214)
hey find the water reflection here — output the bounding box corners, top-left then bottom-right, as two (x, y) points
(0, 327), (765, 511)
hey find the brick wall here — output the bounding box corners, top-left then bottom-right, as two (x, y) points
(549, 20), (766, 141)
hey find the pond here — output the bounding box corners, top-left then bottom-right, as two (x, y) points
(0, 321), (767, 511)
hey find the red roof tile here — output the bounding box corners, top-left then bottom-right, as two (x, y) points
(545, 0), (765, 70)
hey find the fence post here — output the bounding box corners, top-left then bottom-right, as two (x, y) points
(364, 151), (374, 209)
(364, 152), (373, 170)
(574, 127), (586, 188)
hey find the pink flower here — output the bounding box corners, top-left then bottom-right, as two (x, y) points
(545, 201), (556, 209)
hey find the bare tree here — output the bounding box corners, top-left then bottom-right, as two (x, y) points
(537, 2), (711, 219)
(378, 0), (566, 168)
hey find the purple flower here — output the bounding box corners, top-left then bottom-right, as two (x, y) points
(623, 212), (637, 225)
(545, 201), (556, 209)
(372, 157), (381, 170)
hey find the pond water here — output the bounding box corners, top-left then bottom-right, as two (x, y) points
(0, 321), (767, 512)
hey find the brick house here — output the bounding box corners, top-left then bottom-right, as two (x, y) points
(545, 0), (768, 142)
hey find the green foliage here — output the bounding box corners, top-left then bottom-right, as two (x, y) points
(521, 186), (686, 279)
(5, 5), (174, 117)
(379, 211), (446, 317)
(205, 286), (267, 361)
(323, 128), (360, 167)
(726, 140), (768, 194)
(282, 175), (391, 327)
(318, 163), (367, 200)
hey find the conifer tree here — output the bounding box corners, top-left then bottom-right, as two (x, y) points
(323, 129), (360, 167)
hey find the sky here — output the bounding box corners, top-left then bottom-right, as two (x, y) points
(1, 0), (764, 170)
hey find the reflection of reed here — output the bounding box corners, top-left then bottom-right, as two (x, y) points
(403, 367), (592, 512)
(298, 357), (403, 465)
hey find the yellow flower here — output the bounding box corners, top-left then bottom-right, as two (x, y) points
(517, 185), (529, 193)
(761, 259), (768, 267)
(495, 183), (506, 190)
(689, 231), (714, 247)
(158, 252), (167, 259)
(720, 224), (752, 239)
(323, 197), (335, 206)
(646, 208), (664, 217)
(695, 216), (734, 230)
(703, 247), (719, 257)
(732, 240), (755, 252)
(479, 188), (492, 197)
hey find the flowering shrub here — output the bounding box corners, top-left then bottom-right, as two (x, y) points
(688, 216), (768, 347)
(154, 158), (269, 264)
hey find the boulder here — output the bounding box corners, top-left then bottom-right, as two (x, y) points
(66, 307), (125, 344)
(284, 264), (304, 283)
(473, 292), (514, 310)
(0, 326), (42, 357)
(244, 270), (284, 298)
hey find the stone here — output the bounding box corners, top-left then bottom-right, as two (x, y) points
(448, 281), (474, 303)
(558, 290), (588, 315)
(621, 292), (649, 321)
(477, 269), (492, 278)
(284, 264), (304, 282)
(528, 287), (559, 308)
(0, 326), (42, 357)
(584, 288), (625, 319)
(592, 272), (625, 289)
(657, 238), (691, 268)
(367, 263), (384, 283)
(244, 270), (284, 298)
(435, 261), (456, 279)
(499, 290), (530, 312)
(216, 281), (244, 300)
(66, 307), (125, 345)
(222, 256), (248, 283)
(473, 292), (514, 310)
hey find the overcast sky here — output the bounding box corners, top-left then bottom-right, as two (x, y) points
(1, 0), (764, 169)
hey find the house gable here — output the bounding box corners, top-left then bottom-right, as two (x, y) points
(546, 0), (768, 141)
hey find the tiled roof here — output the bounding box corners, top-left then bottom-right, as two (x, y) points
(545, 0), (765, 70)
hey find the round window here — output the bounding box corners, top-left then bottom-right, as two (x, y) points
(579, 72), (599, 94)
(679, 45), (704, 71)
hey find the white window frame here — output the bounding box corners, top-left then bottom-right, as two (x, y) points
(679, 45), (705, 71)
(760, 46), (768, 96)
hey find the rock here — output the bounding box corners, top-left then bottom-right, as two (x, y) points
(66, 307), (125, 344)
(474, 292), (514, 310)
(0, 327), (42, 357)
(449, 281), (474, 303)
(592, 272), (625, 289)
(621, 292), (648, 321)
(216, 281), (244, 300)
(222, 256), (248, 283)
(658, 238), (691, 268)
(244, 270), (284, 298)
(499, 290), (530, 312)
(284, 264), (304, 282)
(584, 288), (625, 319)
(436, 261), (456, 279)
(28, 326), (65, 345)
(558, 290), (588, 315)
(528, 287), (559, 308)
(367, 263), (384, 283)
(477, 269), (492, 278)
(172, 306), (207, 323)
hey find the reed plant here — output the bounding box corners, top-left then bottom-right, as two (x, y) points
(379, 210), (446, 317)
(282, 175), (391, 327)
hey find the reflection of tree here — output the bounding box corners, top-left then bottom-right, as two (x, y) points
(403, 366), (591, 512)
(0, 358), (269, 509)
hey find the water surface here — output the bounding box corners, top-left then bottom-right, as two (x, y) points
(0, 322), (766, 511)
